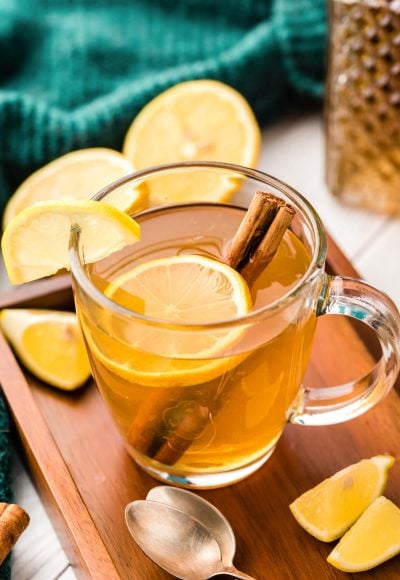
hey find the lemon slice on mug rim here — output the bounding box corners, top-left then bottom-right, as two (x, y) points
(1, 200), (141, 285)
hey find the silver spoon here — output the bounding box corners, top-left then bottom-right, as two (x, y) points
(125, 500), (255, 580)
(146, 486), (235, 568)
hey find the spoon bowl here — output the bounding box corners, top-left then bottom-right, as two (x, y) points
(146, 486), (236, 567)
(125, 499), (223, 579)
(126, 498), (256, 580)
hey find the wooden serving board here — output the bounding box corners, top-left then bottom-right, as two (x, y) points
(0, 236), (400, 579)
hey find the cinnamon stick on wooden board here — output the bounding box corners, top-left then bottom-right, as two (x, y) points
(0, 503), (30, 564)
(127, 191), (295, 466)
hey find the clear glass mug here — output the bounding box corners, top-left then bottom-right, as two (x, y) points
(69, 162), (400, 489)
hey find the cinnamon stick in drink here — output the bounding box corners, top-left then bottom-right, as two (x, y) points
(0, 503), (30, 564)
(240, 202), (295, 285)
(127, 386), (184, 456)
(127, 192), (295, 465)
(225, 191), (279, 270)
(153, 403), (210, 465)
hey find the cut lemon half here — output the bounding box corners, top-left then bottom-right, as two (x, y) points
(327, 496), (400, 572)
(122, 80), (261, 206)
(290, 455), (395, 542)
(2, 148), (145, 228)
(0, 308), (91, 390)
(85, 254), (252, 387)
(1, 200), (140, 285)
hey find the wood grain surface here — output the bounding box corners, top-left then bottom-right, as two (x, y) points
(0, 238), (399, 579)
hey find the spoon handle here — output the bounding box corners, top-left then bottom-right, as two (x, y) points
(207, 567), (257, 580)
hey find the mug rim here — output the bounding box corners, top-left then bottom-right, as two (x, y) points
(69, 161), (327, 329)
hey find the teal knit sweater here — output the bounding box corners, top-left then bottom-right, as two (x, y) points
(0, 1), (326, 576)
(0, 0), (326, 215)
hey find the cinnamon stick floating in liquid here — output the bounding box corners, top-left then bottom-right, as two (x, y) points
(127, 191), (295, 465)
(0, 503), (30, 564)
(225, 191), (279, 271)
(127, 386), (186, 456)
(239, 201), (295, 285)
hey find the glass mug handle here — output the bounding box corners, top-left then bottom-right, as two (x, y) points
(290, 275), (400, 426)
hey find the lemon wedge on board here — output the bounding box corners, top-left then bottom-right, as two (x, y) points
(0, 309), (91, 390)
(327, 496), (400, 572)
(290, 455), (395, 541)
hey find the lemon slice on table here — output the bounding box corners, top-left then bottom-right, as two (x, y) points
(327, 496), (400, 572)
(1, 200), (140, 284)
(2, 148), (145, 228)
(122, 80), (261, 206)
(289, 455), (395, 542)
(86, 254), (252, 387)
(0, 309), (91, 390)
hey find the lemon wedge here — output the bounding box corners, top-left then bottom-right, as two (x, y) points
(2, 148), (145, 228)
(122, 80), (261, 206)
(327, 496), (400, 572)
(84, 254), (251, 387)
(1, 200), (140, 284)
(290, 455), (395, 542)
(0, 308), (91, 390)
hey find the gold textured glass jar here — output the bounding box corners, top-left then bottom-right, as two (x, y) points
(326, 0), (400, 213)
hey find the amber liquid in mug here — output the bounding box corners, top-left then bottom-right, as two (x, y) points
(78, 204), (315, 476)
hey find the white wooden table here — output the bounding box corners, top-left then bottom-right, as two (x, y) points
(3, 112), (400, 579)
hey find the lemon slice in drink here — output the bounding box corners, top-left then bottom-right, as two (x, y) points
(327, 496), (400, 572)
(122, 80), (261, 206)
(2, 148), (145, 228)
(290, 455), (395, 542)
(0, 308), (91, 390)
(86, 254), (252, 387)
(1, 200), (140, 284)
